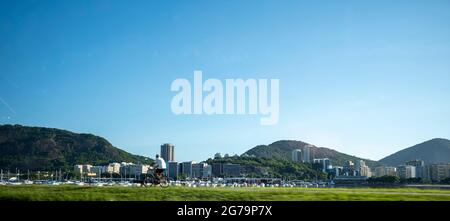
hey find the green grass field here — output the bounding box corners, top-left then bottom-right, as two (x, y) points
(1, 185), (450, 201)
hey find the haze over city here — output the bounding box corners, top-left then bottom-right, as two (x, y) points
(1, 0), (450, 162)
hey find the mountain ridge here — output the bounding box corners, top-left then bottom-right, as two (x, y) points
(2, 124), (449, 172)
(379, 138), (450, 166)
(0, 124), (152, 170)
(243, 140), (383, 169)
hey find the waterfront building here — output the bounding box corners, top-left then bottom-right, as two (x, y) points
(168, 161), (179, 180)
(397, 165), (416, 179)
(222, 163), (241, 177)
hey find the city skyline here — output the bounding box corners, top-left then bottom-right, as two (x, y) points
(1, 0), (450, 162)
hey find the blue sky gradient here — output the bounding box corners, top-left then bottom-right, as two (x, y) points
(1, 0), (450, 162)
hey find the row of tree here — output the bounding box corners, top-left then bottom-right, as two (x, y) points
(368, 176), (450, 185)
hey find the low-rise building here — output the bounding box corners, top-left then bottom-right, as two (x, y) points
(406, 160), (425, 178)
(203, 164), (212, 178)
(74, 165), (83, 174)
(91, 166), (106, 175)
(212, 163), (223, 177)
(397, 165), (416, 179)
(343, 161), (357, 176)
(374, 166), (397, 177)
(82, 165), (92, 174)
(222, 163), (240, 177)
(181, 161), (195, 178)
(168, 161), (179, 180)
(106, 162), (121, 174)
(74, 164), (93, 175)
(120, 163), (150, 177)
(425, 163), (450, 181)
(192, 162), (208, 179)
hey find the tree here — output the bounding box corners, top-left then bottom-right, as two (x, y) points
(368, 175), (400, 185)
(439, 177), (450, 184)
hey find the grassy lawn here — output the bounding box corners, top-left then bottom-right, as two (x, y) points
(1, 185), (450, 201)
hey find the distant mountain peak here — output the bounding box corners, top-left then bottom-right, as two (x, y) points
(379, 138), (450, 166)
(243, 140), (382, 169)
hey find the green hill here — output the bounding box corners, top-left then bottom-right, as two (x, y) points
(0, 124), (152, 171)
(379, 138), (450, 166)
(206, 155), (326, 180)
(244, 140), (383, 169)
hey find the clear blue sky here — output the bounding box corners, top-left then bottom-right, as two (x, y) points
(1, 0), (449, 162)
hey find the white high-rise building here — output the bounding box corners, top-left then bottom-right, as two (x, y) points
(302, 145), (312, 163)
(292, 149), (302, 162)
(397, 165), (416, 179)
(357, 160), (371, 177)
